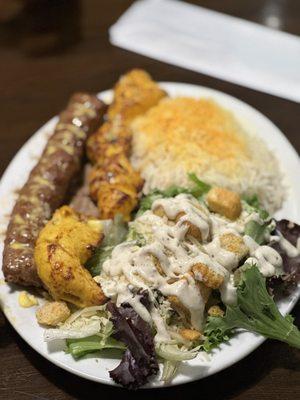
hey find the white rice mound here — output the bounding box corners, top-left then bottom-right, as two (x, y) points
(131, 98), (285, 213)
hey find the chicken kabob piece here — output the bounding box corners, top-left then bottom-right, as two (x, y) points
(87, 69), (166, 221)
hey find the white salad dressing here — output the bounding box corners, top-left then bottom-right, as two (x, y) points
(278, 234), (299, 258)
(150, 306), (171, 342)
(220, 274), (238, 306)
(98, 194), (284, 342)
(152, 195), (211, 241)
(244, 235), (282, 277)
(204, 237), (239, 272)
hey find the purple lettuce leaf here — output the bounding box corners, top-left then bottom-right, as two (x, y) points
(268, 219), (300, 297)
(107, 297), (158, 389)
(276, 219), (300, 247)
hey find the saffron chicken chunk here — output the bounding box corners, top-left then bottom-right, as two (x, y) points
(34, 206), (106, 308)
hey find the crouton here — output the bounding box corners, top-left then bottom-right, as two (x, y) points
(180, 328), (202, 341)
(152, 255), (165, 276)
(197, 281), (212, 303)
(168, 295), (190, 323)
(192, 263), (224, 289)
(220, 233), (248, 259)
(153, 206), (203, 241)
(36, 301), (70, 326)
(208, 305), (224, 317)
(153, 205), (166, 218)
(206, 187), (241, 220)
(175, 212), (202, 241)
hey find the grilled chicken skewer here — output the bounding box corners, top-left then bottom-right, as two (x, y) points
(87, 69), (166, 221)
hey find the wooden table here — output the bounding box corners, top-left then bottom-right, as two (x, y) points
(0, 1), (299, 399)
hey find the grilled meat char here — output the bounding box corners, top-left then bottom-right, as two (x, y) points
(3, 93), (106, 287)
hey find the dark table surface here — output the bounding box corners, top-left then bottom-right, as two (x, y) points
(0, 1), (299, 399)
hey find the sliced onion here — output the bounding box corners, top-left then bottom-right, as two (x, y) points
(156, 343), (199, 361)
(64, 305), (106, 325)
(161, 360), (179, 383)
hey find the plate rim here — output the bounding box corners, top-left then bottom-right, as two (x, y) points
(0, 81), (299, 388)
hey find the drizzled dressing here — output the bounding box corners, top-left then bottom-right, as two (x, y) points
(244, 235), (282, 277)
(98, 194), (283, 341)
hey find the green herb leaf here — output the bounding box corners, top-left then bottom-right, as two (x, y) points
(243, 194), (260, 209)
(85, 245), (114, 277)
(202, 316), (232, 352)
(136, 187), (192, 216)
(243, 195), (269, 220)
(127, 226), (147, 246)
(244, 220), (269, 245)
(205, 266), (300, 349)
(136, 174), (211, 216)
(243, 194), (273, 245)
(188, 173), (211, 195)
(102, 214), (128, 247)
(136, 191), (164, 216)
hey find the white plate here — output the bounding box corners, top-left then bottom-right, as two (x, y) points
(0, 83), (299, 388)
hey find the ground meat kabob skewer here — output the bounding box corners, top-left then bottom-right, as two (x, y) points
(3, 93), (106, 287)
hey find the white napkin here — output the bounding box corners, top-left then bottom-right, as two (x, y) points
(109, 0), (300, 103)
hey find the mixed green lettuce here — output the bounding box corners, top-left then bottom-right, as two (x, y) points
(244, 219), (271, 245)
(242, 195), (272, 245)
(85, 214), (128, 276)
(64, 307), (126, 359)
(204, 266), (300, 349)
(80, 178), (300, 388)
(136, 173), (211, 216)
(107, 297), (159, 389)
(67, 335), (125, 359)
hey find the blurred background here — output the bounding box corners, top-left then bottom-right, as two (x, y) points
(0, 2), (299, 168)
(0, 0), (81, 55)
(1, 0), (299, 54)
